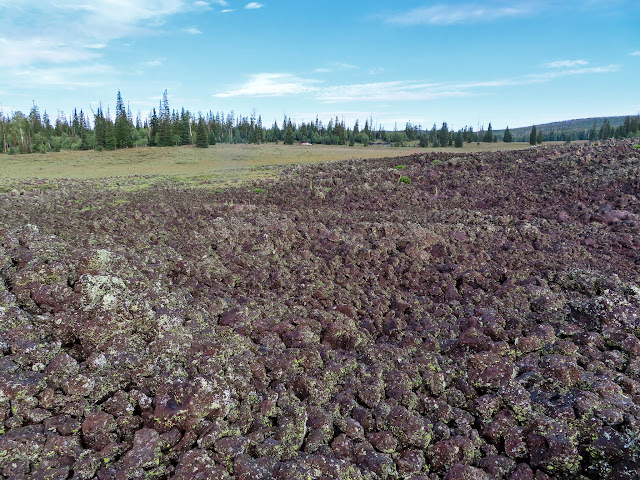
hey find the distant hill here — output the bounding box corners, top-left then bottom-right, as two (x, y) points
(494, 115), (638, 142)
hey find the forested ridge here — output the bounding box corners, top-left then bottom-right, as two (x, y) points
(1, 90), (639, 154)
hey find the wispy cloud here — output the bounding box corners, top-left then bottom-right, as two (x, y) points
(214, 75), (460, 102)
(384, 3), (531, 26)
(143, 59), (165, 67)
(221, 8), (234, 12)
(317, 81), (461, 103)
(453, 64), (620, 89)
(214, 73), (320, 98)
(215, 62), (620, 103)
(333, 62), (358, 70)
(0, 0), (188, 69)
(544, 59), (588, 68)
(13, 64), (117, 89)
(245, 2), (263, 9)
(0, 37), (100, 66)
(184, 27), (202, 34)
(312, 62), (358, 74)
(631, 51), (640, 56)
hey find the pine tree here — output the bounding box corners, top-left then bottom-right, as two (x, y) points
(599, 119), (611, 140)
(454, 130), (464, 148)
(159, 90), (172, 147)
(180, 108), (191, 145)
(148, 108), (159, 146)
(503, 126), (513, 143)
(284, 124), (295, 145)
(105, 118), (116, 150)
(529, 126), (537, 145)
(588, 120), (597, 142)
(94, 104), (106, 149)
(195, 117), (208, 148)
(114, 90), (133, 148)
(483, 122), (493, 143)
(439, 122), (449, 147)
(29, 103), (42, 134)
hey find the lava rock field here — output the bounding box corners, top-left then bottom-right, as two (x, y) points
(0, 140), (639, 479)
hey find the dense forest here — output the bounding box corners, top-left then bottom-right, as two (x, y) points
(1, 90), (639, 154)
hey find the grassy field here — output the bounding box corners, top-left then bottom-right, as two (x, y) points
(0, 142), (538, 188)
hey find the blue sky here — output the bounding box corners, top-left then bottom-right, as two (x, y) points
(0, 0), (638, 130)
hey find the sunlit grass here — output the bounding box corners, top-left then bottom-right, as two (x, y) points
(0, 142), (536, 189)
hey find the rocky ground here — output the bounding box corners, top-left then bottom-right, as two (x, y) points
(1, 140), (639, 479)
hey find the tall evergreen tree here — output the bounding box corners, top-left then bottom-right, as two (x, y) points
(115, 90), (133, 148)
(105, 117), (116, 150)
(483, 123), (493, 143)
(454, 130), (464, 148)
(439, 122), (449, 147)
(588, 120), (597, 141)
(195, 117), (208, 148)
(159, 90), (172, 147)
(599, 119), (611, 140)
(29, 103), (43, 134)
(529, 126), (537, 145)
(284, 124), (294, 145)
(94, 104), (106, 148)
(180, 107), (191, 145)
(503, 126), (513, 143)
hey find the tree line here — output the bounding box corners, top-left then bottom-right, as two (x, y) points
(2, 91), (639, 154)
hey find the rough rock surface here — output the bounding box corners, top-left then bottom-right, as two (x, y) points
(1, 140), (639, 479)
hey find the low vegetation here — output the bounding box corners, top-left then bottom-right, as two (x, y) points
(0, 142), (535, 188)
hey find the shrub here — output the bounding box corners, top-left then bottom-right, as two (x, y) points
(399, 176), (411, 184)
(394, 165), (406, 170)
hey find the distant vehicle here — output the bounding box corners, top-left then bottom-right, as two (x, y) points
(300, 142), (313, 146)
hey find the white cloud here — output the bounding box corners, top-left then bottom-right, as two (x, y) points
(631, 51), (640, 56)
(13, 64), (117, 89)
(221, 8), (233, 12)
(214, 73), (320, 97)
(332, 62), (358, 70)
(316, 81), (464, 103)
(193, 0), (227, 7)
(0, 0), (188, 69)
(0, 37), (99, 66)
(214, 75), (463, 102)
(245, 2), (263, 9)
(184, 27), (202, 34)
(214, 63), (620, 103)
(312, 62), (358, 74)
(544, 59), (588, 68)
(453, 64), (620, 89)
(143, 59), (165, 67)
(384, 3), (531, 26)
